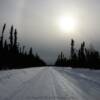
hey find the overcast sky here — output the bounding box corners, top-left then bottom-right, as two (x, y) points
(0, 0), (100, 64)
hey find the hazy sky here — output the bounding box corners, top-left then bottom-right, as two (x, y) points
(0, 0), (100, 64)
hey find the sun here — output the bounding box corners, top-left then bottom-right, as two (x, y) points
(58, 16), (77, 33)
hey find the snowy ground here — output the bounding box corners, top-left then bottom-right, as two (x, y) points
(0, 67), (100, 100)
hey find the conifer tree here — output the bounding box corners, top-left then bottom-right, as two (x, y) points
(9, 25), (14, 50)
(1, 23), (6, 48)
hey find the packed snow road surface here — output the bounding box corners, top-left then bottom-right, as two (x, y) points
(0, 67), (100, 100)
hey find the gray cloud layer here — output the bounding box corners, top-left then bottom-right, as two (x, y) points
(0, 0), (100, 64)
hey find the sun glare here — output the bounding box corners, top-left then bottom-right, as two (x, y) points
(58, 16), (77, 33)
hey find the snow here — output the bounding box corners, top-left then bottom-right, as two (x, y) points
(0, 67), (100, 100)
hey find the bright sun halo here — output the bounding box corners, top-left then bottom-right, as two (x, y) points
(58, 16), (77, 33)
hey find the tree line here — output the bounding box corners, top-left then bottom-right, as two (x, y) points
(55, 39), (100, 69)
(0, 24), (46, 70)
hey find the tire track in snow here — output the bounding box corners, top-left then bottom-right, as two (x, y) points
(4, 67), (46, 100)
(55, 67), (100, 100)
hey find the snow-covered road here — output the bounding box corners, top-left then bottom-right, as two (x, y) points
(0, 67), (100, 100)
